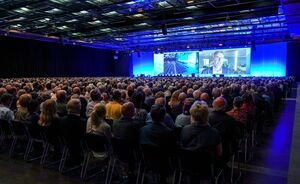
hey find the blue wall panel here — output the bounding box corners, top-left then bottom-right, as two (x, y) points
(250, 42), (287, 77)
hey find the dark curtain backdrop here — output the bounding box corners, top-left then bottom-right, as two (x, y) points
(0, 36), (118, 77)
(287, 42), (300, 81)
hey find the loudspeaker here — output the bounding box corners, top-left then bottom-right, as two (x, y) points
(251, 40), (256, 51)
(161, 24), (167, 35)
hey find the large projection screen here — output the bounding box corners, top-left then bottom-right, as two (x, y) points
(153, 48), (251, 76)
(199, 48), (251, 75)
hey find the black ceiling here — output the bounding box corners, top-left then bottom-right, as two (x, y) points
(0, 0), (291, 51)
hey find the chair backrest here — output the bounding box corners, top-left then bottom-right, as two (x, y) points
(140, 144), (169, 170)
(85, 133), (108, 153)
(0, 119), (12, 136)
(23, 122), (42, 140)
(111, 137), (137, 162)
(179, 148), (215, 175)
(10, 120), (27, 137)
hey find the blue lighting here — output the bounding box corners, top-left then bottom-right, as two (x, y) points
(132, 42), (287, 77)
(132, 52), (154, 76)
(250, 42), (286, 77)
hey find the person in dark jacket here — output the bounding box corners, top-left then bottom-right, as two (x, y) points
(60, 99), (86, 165)
(113, 102), (140, 144)
(209, 97), (242, 161)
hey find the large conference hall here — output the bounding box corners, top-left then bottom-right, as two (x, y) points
(0, 0), (299, 184)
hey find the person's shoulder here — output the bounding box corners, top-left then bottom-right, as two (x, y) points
(140, 124), (151, 131)
(182, 124), (193, 130)
(209, 126), (220, 134)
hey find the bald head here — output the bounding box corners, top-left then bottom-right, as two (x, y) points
(200, 93), (209, 102)
(212, 97), (227, 111)
(193, 90), (201, 100)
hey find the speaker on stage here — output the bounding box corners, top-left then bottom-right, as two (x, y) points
(220, 74), (224, 78)
(212, 74), (216, 77)
(140, 74), (145, 77)
(192, 73), (195, 77)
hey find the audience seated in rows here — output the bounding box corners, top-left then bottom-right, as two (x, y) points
(0, 76), (294, 181)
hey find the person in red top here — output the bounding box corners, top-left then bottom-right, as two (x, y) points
(240, 93), (256, 131)
(227, 96), (248, 125)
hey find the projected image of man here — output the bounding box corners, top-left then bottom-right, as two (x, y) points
(202, 51), (232, 74)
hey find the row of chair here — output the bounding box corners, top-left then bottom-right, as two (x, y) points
(0, 119), (246, 184)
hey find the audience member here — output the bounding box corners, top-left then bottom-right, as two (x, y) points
(175, 98), (194, 128)
(0, 93), (14, 123)
(106, 89), (122, 120)
(15, 94), (32, 121)
(113, 102), (140, 144)
(181, 103), (222, 156)
(60, 99), (86, 164)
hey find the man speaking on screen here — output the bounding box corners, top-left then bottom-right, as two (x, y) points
(201, 51), (232, 74)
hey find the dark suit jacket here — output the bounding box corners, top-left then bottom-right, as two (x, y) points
(201, 66), (232, 74)
(113, 117), (141, 144)
(208, 111), (241, 142)
(171, 102), (184, 121)
(139, 123), (175, 150)
(59, 114), (86, 155)
(208, 111), (242, 159)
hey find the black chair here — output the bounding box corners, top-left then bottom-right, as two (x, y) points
(139, 144), (176, 184)
(9, 120), (28, 157)
(0, 119), (12, 149)
(107, 137), (140, 184)
(23, 122), (43, 161)
(178, 148), (223, 184)
(40, 127), (62, 167)
(80, 133), (110, 180)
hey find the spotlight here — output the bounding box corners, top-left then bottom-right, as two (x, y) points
(161, 24), (167, 35)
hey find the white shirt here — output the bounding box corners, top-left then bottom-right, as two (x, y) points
(213, 67), (222, 74)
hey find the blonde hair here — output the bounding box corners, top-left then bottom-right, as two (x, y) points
(39, 99), (57, 127)
(90, 103), (106, 128)
(190, 103), (209, 126)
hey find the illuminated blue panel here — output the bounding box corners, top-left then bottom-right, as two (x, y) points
(132, 42), (287, 77)
(250, 42), (286, 77)
(132, 52), (154, 76)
